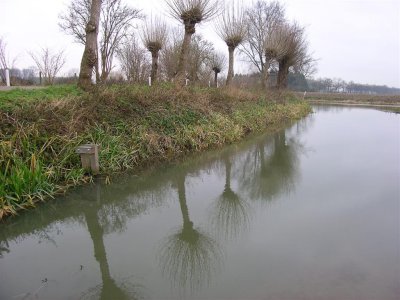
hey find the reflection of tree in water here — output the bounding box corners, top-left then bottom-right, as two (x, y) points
(0, 240), (9, 258)
(209, 156), (250, 240)
(159, 173), (223, 293)
(241, 130), (301, 203)
(80, 184), (144, 300)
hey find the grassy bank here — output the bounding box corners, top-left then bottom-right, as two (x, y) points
(0, 84), (310, 218)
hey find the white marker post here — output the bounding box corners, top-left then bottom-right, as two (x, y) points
(148, 76), (152, 86)
(185, 79), (189, 86)
(5, 68), (10, 87)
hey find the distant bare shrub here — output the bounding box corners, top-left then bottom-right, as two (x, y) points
(117, 35), (151, 83)
(29, 48), (66, 85)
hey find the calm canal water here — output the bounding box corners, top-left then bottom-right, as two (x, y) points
(0, 105), (399, 300)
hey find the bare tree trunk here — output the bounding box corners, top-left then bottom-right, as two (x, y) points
(151, 50), (159, 84)
(277, 59), (289, 89)
(262, 59), (272, 91)
(226, 46), (235, 86)
(100, 50), (108, 82)
(175, 25), (194, 86)
(214, 71), (218, 87)
(262, 66), (269, 91)
(78, 0), (102, 91)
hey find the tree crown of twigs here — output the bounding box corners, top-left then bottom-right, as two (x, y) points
(166, 0), (220, 27)
(216, 1), (246, 48)
(141, 16), (168, 53)
(210, 51), (226, 73)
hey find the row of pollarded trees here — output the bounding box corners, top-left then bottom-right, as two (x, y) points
(65, 0), (314, 91)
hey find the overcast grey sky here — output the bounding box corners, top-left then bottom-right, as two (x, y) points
(0, 0), (399, 87)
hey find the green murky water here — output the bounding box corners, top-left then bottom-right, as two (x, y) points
(1, 106), (399, 299)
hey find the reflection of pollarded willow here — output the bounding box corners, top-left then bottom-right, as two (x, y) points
(209, 156), (250, 240)
(240, 131), (300, 203)
(81, 208), (144, 300)
(159, 173), (222, 293)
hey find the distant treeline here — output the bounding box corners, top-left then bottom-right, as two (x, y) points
(0, 68), (77, 86)
(233, 72), (400, 95)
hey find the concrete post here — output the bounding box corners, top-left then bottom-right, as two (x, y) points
(76, 144), (100, 175)
(185, 79), (189, 86)
(148, 76), (152, 86)
(5, 68), (10, 86)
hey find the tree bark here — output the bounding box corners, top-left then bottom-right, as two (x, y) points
(277, 59), (289, 89)
(214, 71), (218, 87)
(151, 50), (159, 84)
(226, 46), (235, 86)
(78, 0), (102, 91)
(175, 24), (195, 86)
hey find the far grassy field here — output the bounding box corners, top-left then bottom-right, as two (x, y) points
(0, 85), (83, 111)
(300, 91), (400, 106)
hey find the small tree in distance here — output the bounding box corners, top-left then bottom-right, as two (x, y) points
(210, 51), (226, 87)
(117, 35), (150, 83)
(216, 1), (246, 86)
(165, 0), (219, 85)
(141, 17), (168, 84)
(29, 48), (66, 85)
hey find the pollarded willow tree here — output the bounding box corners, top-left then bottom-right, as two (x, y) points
(216, 1), (246, 86)
(210, 51), (226, 87)
(262, 23), (292, 89)
(275, 22), (312, 89)
(141, 17), (168, 84)
(165, 0), (219, 85)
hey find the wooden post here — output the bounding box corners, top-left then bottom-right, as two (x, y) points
(5, 68), (10, 86)
(76, 144), (100, 175)
(39, 71), (42, 85)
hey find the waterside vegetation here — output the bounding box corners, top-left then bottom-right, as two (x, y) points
(0, 84), (310, 218)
